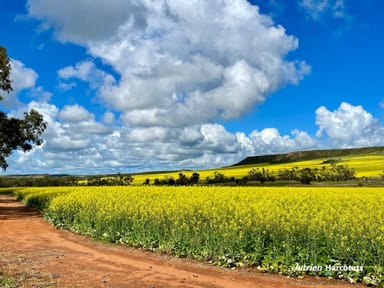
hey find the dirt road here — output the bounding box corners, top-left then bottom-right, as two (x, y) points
(0, 194), (364, 287)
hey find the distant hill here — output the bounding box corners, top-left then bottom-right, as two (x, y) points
(5, 174), (71, 178)
(232, 146), (384, 166)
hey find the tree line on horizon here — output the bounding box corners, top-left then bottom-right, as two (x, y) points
(0, 163), (370, 187)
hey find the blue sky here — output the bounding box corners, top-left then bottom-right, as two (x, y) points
(1, 0), (383, 175)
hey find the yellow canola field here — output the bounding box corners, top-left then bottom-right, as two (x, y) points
(132, 154), (384, 184)
(9, 185), (384, 283)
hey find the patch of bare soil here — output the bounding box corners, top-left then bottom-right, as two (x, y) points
(0, 195), (364, 288)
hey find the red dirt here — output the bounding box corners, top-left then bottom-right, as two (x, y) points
(0, 194), (364, 288)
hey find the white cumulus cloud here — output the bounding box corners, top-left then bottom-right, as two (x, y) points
(316, 102), (384, 147)
(58, 61), (116, 90)
(59, 104), (94, 122)
(28, 0), (310, 128)
(7, 98), (384, 175)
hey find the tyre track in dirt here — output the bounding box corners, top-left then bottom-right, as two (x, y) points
(0, 195), (364, 288)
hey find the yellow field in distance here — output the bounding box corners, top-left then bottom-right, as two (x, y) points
(131, 154), (384, 184)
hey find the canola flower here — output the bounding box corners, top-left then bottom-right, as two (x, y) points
(5, 186), (384, 285)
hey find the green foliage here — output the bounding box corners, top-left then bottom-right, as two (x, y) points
(0, 47), (13, 98)
(277, 167), (299, 181)
(275, 164), (355, 183)
(189, 172), (200, 184)
(82, 174), (134, 186)
(152, 172), (200, 186)
(0, 275), (18, 288)
(298, 168), (316, 184)
(0, 175), (78, 187)
(0, 110), (47, 170)
(247, 168), (275, 183)
(0, 46), (47, 170)
(206, 171), (235, 184)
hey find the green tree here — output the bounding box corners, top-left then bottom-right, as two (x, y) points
(176, 172), (189, 185)
(213, 171), (226, 183)
(0, 46), (47, 170)
(277, 167), (299, 181)
(298, 168), (316, 184)
(189, 172), (200, 184)
(0, 47), (12, 99)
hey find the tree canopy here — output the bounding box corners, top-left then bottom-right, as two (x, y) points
(0, 47), (13, 99)
(0, 46), (47, 170)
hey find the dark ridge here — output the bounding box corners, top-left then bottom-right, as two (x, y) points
(232, 146), (384, 166)
(4, 174), (70, 178)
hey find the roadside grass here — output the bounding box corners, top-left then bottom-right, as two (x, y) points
(0, 275), (18, 288)
(0, 189), (16, 195)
